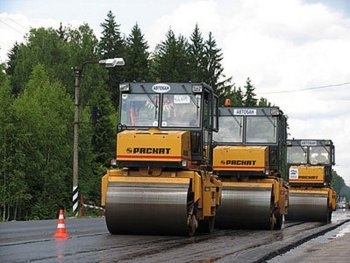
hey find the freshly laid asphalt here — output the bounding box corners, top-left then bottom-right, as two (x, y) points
(268, 213), (350, 263)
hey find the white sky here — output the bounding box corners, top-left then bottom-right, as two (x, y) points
(1, 0), (350, 184)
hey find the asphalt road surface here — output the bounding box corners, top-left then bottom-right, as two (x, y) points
(0, 210), (349, 263)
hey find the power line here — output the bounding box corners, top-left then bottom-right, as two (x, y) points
(260, 81), (350, 94)
(6, 17), (28, 31)
(0, 19), (24, 35)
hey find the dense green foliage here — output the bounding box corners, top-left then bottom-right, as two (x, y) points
(0, 10), (347, 220)
(331, 170), (350, 201)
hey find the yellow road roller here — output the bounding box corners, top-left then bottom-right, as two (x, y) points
(101, 82), (222, 236)
(212, 103), (289, 230)
(286, 139), (336, 222)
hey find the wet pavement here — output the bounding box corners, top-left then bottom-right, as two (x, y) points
(1, 210), (350, 262)
(268, 210), (350, 263)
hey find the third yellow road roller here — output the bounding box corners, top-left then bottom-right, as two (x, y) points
(285, 139), (336, 223)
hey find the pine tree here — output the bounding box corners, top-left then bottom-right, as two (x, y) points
(203, 32), (233, 102)
(258, 97), (272, 106)
(231, 86), (244, 106)
(99, 10), (126, 109)
(243, 78), (257, 106)
(188, 24), (206, 82)
(150, 29), (191, 82)
(5, 42), (19, 76)
(99, 10), (124, 59)
(56, 22), (68, 41)
(91, 84), (115, 166)
(124, 23), (150, 81)
(85, 83), (116, 205)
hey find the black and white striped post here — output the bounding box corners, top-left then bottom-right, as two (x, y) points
(72, 58), (125, 216)
(72, 186), (79, 216)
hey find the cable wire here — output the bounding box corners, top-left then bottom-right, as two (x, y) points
(260, 81), (350, 94)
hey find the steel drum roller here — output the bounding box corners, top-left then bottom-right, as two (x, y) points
(216, 185), (272, 229)
(286, 193), (328, 222)
(105, 181), (190, 235)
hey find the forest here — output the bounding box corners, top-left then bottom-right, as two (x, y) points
(0, 10), (348, 221)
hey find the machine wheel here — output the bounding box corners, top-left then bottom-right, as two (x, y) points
(105, 207), (121, 234)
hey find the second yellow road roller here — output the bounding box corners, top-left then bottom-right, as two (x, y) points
(101, 82), (222, 236)
(212, 101), (289, 230)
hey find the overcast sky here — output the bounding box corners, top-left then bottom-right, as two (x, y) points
(1, 0), (349, 184)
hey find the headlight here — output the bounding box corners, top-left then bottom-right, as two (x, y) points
(270, 108), (280, 115)
(192, 84), (202, 93)
(109, 158), (117, 166)
(120, 83), (130, 91)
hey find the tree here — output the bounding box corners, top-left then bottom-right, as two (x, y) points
(12, 65), (73, 219)
(203, 32), (233, 103)
(257, 97), (272, 107)
(66, 23), (101, 98)
(243, 78), (257, 106)
(5, 42), (19, 77)
(150, 29), (191, 82)
(230, 86), (244, 106)
(188, 24), (206, 82)
(0, 65), (30, 221)
(56, 22), (68, 41)
(124, 23), (150, 81)
(99, 10), (126, 109)
(90, 83), (115, 166)
(9, 27), (71, 97)
(99, 10), (124, 58)
(6, 24), (103, 100)
(83, 83), (116, 205)
(331, 170), (350, 200)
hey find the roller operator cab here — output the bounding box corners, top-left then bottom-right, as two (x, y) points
(101, 82), (222, 236)
(285, 139), (336, 223)
(212, 106), (289, 230)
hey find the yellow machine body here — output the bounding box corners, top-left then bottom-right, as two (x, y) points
(101, 129), (221, 235)
(213, 145), (288, 230)
(287, 165), (336, 222)
(213, 145), (269, 172)
(101, 168), (221, 220)
(289, 165), (325, 184)
(116, 129), (191, 163)
(102, 128), (221, 212)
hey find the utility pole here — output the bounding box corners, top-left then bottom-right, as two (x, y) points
(72, 67), (82, 216)
(72, 58), (125, 216)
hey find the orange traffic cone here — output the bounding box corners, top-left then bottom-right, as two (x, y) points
(54, 209), (69, 240)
